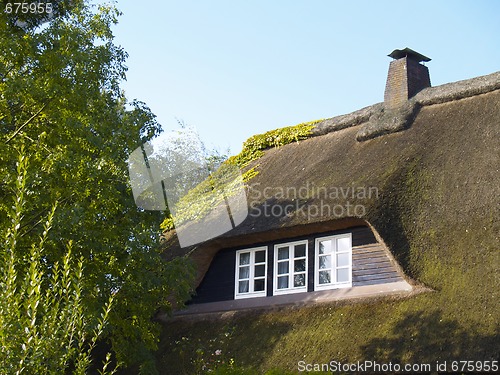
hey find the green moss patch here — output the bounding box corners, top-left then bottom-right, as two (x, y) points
(160, 121), (320, 231)
(228, 120), (320, 167)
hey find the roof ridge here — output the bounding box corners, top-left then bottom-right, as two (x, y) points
(311, 71), (500, 141)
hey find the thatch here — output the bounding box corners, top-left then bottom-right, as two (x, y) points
(156, 72), (499, 373)
(161, 72), (500, 290)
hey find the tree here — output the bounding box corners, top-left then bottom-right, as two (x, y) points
(0, 152), (115, 375)
(0, 1), (194, 372)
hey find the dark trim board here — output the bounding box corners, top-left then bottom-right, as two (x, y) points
(187, 225), (409, 306)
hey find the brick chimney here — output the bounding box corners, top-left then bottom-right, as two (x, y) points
(384, 48), (431, 109)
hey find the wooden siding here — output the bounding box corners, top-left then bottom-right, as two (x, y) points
(188, 225), (405, 305)
(352, 244), (404, 286)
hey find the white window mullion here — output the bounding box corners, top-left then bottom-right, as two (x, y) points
(332, 236), (338, 284)
(249, 253), (255, 292)
(287, 256), (292, 289)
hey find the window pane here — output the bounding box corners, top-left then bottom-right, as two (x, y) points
(319, 270), (331, 284)
(254, 279), (265, 292)
(294, 244), (306, 258)
(277, 262), (289, 275)
(319, 240), (331, 255)
(337, 237), (350, 252)
(239, 266), (249, 279)
(337, 268), (349, 283)
(294, 274), (305, 287)
(254, 264), (265, 277)
(277, 276), (288, 289)
(278, 247), (289, 260)
(239, 252), (250, 265)
(319, 255), (331, 270)
(255, 250), (266, 263)
(294, 259), (306, 272)
(238, 280), (249, 293)
(336, 253), (349, 267)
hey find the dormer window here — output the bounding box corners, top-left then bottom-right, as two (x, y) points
(183, 223), (410, 314)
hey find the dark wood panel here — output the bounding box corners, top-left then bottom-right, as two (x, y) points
(351, 227), (377, 246)
(354, 256), (392, 264)
(353, 246), (385, 252)
(353, 253), (388, 262)
(189, 249), (237, 304)
(354, 269), (396, 278)
(352, 244), (384, 252)
(353, 276), (404, 286)
(353, 274), (401, 282)
(354, 274), (402, 282)
(353, 266), (398, 275)
(352, 248), (386, 254)
(307, 238), (315, 293)
(353, 247), (386, 254)
(354, 259), (393, 268)
(353, 256), (390, 265)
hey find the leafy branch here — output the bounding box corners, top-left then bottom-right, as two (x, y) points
(5, 103), (48, 144)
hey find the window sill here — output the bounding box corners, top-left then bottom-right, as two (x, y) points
(273, 287), (308, 296)
(175, 281), (413, 316)
(235, 292), (267, 300)
(314, 282), (352, 291)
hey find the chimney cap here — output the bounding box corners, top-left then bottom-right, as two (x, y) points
(388, 48), (431, 63)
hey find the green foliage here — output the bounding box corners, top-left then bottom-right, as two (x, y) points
(0, 1), (195, 373)
(0, 153), (116, 375)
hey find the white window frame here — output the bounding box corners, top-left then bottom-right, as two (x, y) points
(234, 247), (268, 299)
(314, 233), (352, 291)
(273, 240), (308, 295)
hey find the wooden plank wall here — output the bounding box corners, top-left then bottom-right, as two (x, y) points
(351, 226), (404, 286)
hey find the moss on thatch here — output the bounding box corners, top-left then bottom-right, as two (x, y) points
(227, 119), (321, 167)
(160, 120), (320, 231)
(155, 78), (500, 374)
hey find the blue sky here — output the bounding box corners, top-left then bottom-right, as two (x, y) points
(113, 0), (500, 155)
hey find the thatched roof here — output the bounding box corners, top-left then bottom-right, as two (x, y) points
(161, 71), (500, 288)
